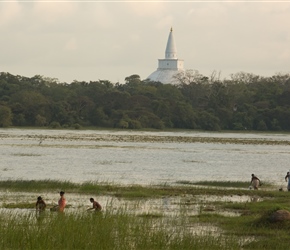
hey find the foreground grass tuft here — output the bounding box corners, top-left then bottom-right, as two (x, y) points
(0, 209), (241, 250)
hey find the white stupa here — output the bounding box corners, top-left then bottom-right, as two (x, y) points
(147, 28), (184, 84)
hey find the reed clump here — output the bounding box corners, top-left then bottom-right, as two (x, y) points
(0, 209), (241, 250)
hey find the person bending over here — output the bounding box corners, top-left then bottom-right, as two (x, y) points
(36, 196), (46, 211)
(87, 198), (102, 211)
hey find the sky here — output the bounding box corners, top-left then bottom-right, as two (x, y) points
(0, 1), (290, 84)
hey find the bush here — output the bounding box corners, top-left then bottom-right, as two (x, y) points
(116, 119), (129, 129)
(232, 122), (245, 130)
(73, 123), (82, 129)
(128, 119), (142, 129)
(49, 121), (61, 129)
(257, 120), (268, 131)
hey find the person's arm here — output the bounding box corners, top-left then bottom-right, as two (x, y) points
(52, 202), (59, 208)
(87, 205), (94, 211)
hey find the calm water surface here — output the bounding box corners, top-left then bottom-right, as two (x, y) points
(0, 128), (289, 187)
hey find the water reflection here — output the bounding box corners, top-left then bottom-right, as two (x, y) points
(0, 192), (253, 217)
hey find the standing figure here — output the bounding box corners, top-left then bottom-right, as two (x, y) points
(87, 198), (102, 211)
(250, 174), (261, 190)
(58, 191), (66, 212)
(51, 191), (66, 212)
(285, 172), (290, 191)
(36, 196), (46, 211)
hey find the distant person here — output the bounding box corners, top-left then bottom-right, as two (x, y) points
(285, 172), (290, 191)
(36, 196), (46, 211)
(87, 198), (102, 211)
(51, 191), (66, 212)
(58, 191), (66, 212)
(250, 174), (261, 190)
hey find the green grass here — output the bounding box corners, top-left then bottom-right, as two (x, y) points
(0, 179), (79, 192)
(177, 180), (275, 189)
(0, 180), (286, 199)
(2, 180), (290, 249)
(3, 202), (35, 209)
(0, 208), (241, 250)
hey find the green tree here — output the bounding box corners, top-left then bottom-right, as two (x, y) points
(0, 105), (12, 127)
(9, 91), (48, 126)
(171, 102), (196, 129)
(197, 111), (221, 131)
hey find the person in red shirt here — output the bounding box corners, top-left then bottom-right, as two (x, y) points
(58, 191), (66, 212)
(51, 191), (66, 212)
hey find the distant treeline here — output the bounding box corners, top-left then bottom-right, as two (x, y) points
(0, 70), (290, 131)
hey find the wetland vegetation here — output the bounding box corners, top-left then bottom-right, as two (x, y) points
(1, 180), (290, 249)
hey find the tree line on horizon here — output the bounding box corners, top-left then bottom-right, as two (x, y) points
(0, 70), (290, 131)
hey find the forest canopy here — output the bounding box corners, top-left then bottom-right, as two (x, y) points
(0, 70), (290, 131)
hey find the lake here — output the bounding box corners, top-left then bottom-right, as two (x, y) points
(0, 128), (290, 188)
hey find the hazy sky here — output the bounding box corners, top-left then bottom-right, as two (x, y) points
(1, 1), (290, 84)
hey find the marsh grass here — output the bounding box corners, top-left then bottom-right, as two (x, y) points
(3, 202), (35, 209)
(0, 180), (283, 199)
(0, 180), (190, 198)
(2, 180), (290, 248)
(0, 208), (241, 250)
(196, 191), (290, 249)
(0, 180), (78, 192)
(138, 212), (163, 218)
(211, 211), (290, 249)
(223, 196), (290, 216)
(177, 180), (274, 189)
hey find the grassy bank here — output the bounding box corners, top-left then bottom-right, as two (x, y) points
(2, 180), (290, 249)
(0, 179), (282, 199)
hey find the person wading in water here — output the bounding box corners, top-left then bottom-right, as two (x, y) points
(250, 174), (261, 190)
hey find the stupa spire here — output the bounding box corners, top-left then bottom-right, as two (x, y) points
(165, 27), (177, 59)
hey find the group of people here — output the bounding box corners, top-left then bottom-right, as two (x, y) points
(250, 171), (290, 191)
(35, 191), (102, 212)
(34, 172), (289, 212)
